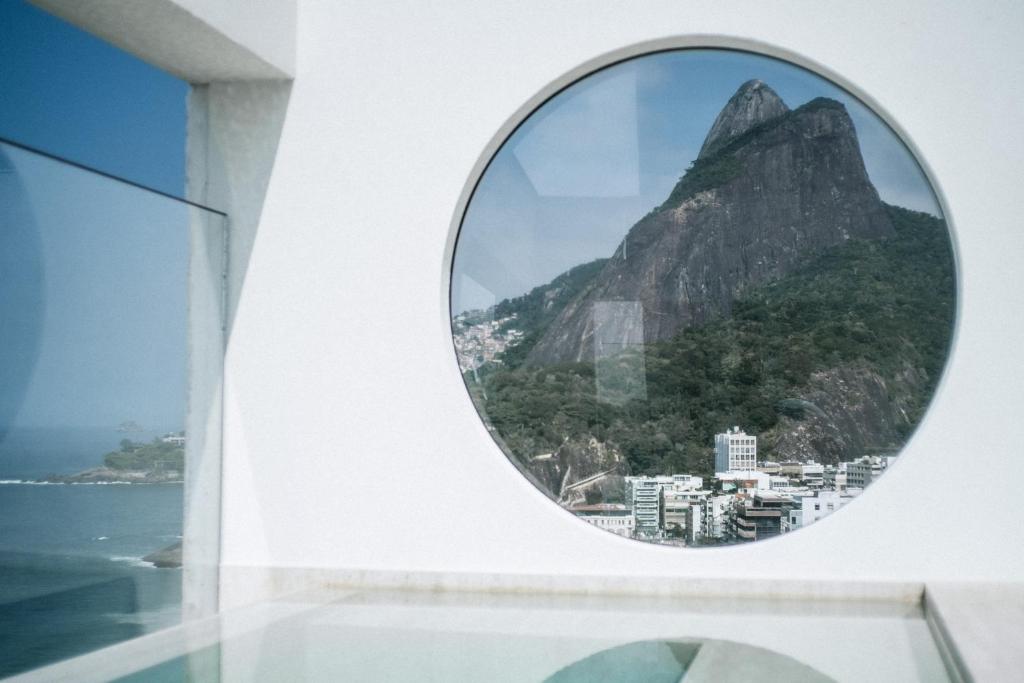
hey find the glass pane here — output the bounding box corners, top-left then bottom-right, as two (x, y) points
(0, 140), (225, 676)
(451, 49), (954, 547)
(107, 590), (950, 682)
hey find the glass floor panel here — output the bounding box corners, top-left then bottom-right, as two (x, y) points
(97, 590), (950, 682)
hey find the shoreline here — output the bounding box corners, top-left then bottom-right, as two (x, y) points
(0, 478), (184, 486)
(38, 466), (184, 485)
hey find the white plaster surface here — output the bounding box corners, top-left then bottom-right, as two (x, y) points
(187, 81), (292, 330)
(208, 0), (1024, 602)
(185, 79), (291, 617)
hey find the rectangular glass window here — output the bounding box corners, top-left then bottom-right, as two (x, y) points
(0, 141), (225, 676)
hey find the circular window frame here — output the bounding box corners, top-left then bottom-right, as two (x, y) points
(442, 35), (961, 550)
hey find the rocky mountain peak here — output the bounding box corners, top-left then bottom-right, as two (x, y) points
(698, 79), (789, 159)
(524, 81), (894, 367)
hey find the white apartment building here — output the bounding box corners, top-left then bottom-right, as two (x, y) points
(846, 459), (873, 488)
(571, 504), (635, 538)
(784, 491), (854, 532)
(664, 492), (705, 543)
(625, 474), (709, 536)
(779, 460), (824, 484)
(801, 462), (825, 487)
(631, 479), (662, 535)
(668, 474), (703, 491)
(715, 470), (771, 491)
(702, 494), (734, 539)
(715, 426), (757, 472)
(845, 455), (898, 489)
(626, 474), (705, 492)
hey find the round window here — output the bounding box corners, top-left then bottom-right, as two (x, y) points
(450, 48), (954, 546)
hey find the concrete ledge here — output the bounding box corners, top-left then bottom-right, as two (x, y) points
(219, 564), (925, 611)
(924, 582), (1024, 683)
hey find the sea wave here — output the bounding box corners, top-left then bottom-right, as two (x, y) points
(109, 556), (156, 569)
(0, 479), (144, 486)
(108, 602), (182, 631)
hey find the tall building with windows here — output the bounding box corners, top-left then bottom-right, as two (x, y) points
(630, 479), (663, 536)
(715, 426), (757, 472)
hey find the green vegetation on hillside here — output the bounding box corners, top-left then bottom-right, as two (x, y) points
(659, 155), (743, 210)
(104, 437), (183, 472)
(492, 258), (607, 369)
(469, 205), (954, 477)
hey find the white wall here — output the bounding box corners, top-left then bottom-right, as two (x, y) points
(213, 0), (1024, 601)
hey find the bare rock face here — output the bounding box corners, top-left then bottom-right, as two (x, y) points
(143, 541), (182, 569)
(698, 79), (790, 159)
(526, 437), (629, 504)
(527, 83), (894, 366)
(764, 363), (925, 464)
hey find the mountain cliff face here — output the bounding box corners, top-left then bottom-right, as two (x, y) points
(762, 362), (925, 463)
(698, 79), (790, 159)
(527, 437), (629, 506)
(527, 82), (894, 366)
(461, 80), (953, 490)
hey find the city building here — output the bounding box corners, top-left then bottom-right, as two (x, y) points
(624, 474), (709, 539)
(823, 464), (848, 491)
(801, 462), (825, 487)
(730, 492), (788, 542)
(668, 474), (703, 491)
(714, 426), (757, 472)
(845, 455), (899, 489)
(783, 491), (854, 532)
(663, 495), (700, 542)
(570, 504), (635, 537)
(715, 470), (771, 492)
(702, 494), (735, 540)
(630, 478), (662, 536)
(846, 457), (874, 489)
(778, 460), (824, 486)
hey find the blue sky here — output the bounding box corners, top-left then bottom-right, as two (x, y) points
(0, 0), (187, 195)
(454, 49), (942, 313)
(0, 1), (192, 431)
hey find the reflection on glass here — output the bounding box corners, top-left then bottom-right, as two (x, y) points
(594, 300), (648, 406)
(0, 141), (225, 676)
(108, 590), (950, 682)
(451, 50), (955, 546)
(545, 639), (833, 683)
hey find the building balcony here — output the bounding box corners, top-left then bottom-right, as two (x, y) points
(739, 508), (783, 517)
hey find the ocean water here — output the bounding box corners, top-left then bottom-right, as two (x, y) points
(0, 428), (183, 677)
